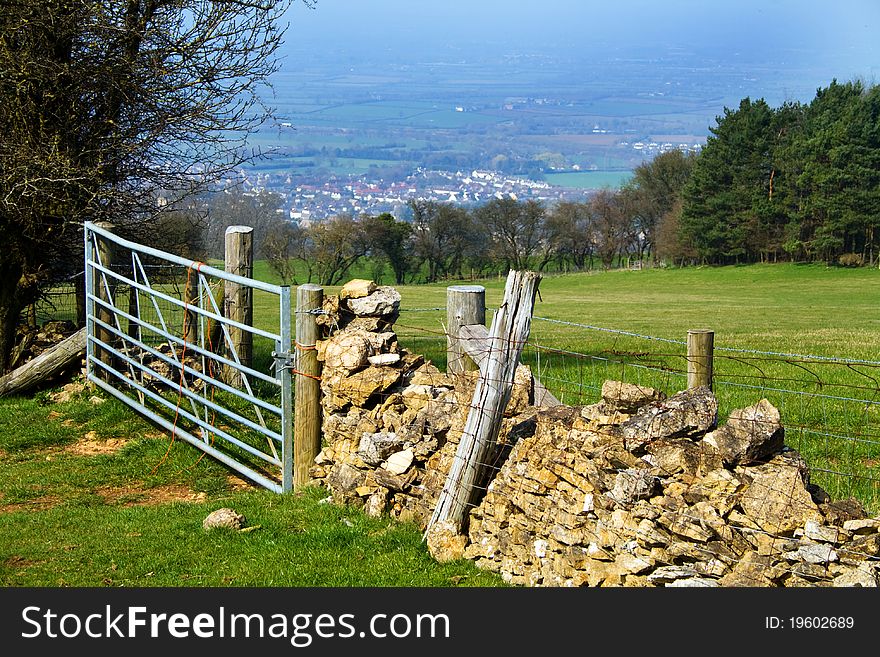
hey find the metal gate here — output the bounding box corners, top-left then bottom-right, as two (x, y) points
(84, 221), (294, 492)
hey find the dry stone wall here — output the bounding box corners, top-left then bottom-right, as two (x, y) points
(309, 280), (880, 587)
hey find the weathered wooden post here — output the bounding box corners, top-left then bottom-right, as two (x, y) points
(182, 269), (199, 345)
(94, 221), (117, 380)
(687, 329), (714, 390)
(446, 284), (486, 374)
(428, 271), (541, 540)
(294, 283), (323, 490)
(223, 225), (253, 385)
(126, 282), (140, 341)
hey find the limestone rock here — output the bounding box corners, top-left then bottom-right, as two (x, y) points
(383, 448), (414, 475)
(802, 520), (846, 544)
(619, 386), (717, 452)
(702, 399), (784, 466)
(203, 508), (245, 530)
(608, 468), (657, 505)
(346, 286), (401, 317)
(368, 353), (401, 366)
(843, 518), (880, 534)
(333, 366), (402, 407)
(784, 543), (838, 564)
(833, 565), (878, 587)
(601, 380), (666, 414)
(647, 565), (700, 584)
(738, 456), (822, 533)
(426, 520), (468, 562)
(326, 463), (367, 501)
(365, 488), (389, 518)
(340, 279), (377, 300)
(321, 332), (372, 372)
(665, 577), (719, 587)
(358, 432), (405, 466)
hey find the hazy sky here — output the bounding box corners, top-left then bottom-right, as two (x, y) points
(281, 0), (880, 78)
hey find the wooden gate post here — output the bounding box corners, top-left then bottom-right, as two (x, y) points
(687, 329), (714, 390)
(223, 225), (253, 385)
(182, 269), (199, 345)
(446, 285), (486, 374)
(294, 284), (323, 490)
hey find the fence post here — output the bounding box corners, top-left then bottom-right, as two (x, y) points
(223, 225), (253, 385)
(182, 269), (199, 345)
(447, 285), (486, 374)
(94, 221), (117, 381)
(429, 271), (541, 537)
(687, 329), (714, 390)
(294, 283), (323, 490)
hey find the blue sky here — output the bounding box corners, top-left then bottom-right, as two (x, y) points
(281, 0), (879, 78)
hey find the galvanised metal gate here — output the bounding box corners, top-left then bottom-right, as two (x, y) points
(84, 221), (294, 492)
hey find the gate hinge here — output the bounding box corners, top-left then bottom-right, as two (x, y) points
(271, 350), (295, 370)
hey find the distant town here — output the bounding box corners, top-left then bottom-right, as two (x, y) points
(227, 167), (596, 223)
(227, 139), (704, 223)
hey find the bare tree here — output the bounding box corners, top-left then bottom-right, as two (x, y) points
(545, 201), (596, 271)
(410, 200), (478, 282)
(263, 221), (307, 285)
(473, 198), (549, 271)
(591, 189), (631, 270)
(307, 215), (368, 286)
(0, 0), (304, 372)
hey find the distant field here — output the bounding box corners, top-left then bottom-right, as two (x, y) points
(542, 170), (633, 189)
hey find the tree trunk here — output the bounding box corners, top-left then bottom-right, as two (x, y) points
(0, 327), (86, 397)
(0, 259), (25, 374)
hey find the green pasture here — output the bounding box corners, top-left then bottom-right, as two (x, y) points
(264, 263), (880, 511)
(6, 262), (880, 587)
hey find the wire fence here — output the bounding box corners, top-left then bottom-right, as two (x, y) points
(23, 281), (880, 584)
(389, 306), (880, 514)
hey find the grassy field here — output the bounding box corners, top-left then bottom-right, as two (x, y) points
(0, 387), (505, 586)
(542, 170), (634, 189)
(332, 263), (880, 511)
(7, 261), (880, 586)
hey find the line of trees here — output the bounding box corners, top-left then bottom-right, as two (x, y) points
(200, 148), (695, 286)
(239, 74), (880, 286)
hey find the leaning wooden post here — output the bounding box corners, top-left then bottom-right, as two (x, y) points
(446, 285), (486, 374)
(428, 270), (541, 538)
(294, 284), (323, 490)
(94, 221), (117, 381)
(687, 329), (714, 390)
(223, 225), (253, 385)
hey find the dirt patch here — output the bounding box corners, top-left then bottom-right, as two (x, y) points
(3, 555), (42, 570)
(227, 474), (258, 492)
(0, 494), (62, 515)
(97, 483), (207, 507)
(65, 432), (129, 456)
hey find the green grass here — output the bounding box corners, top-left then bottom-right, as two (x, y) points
(110, 260), (880, 511)
(0, 385), (505, 587)
(10, 261), (880, 586)
(355, 263), (880, 512)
